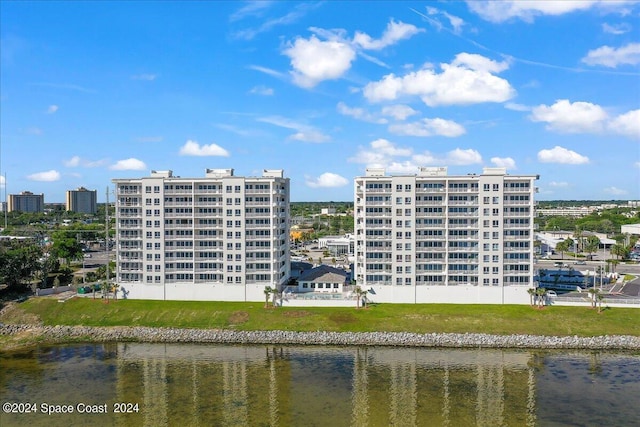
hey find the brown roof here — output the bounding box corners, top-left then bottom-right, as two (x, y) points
(298, 265), (348, 284)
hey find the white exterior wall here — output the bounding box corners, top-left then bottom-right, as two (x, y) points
(355, 167), (538, 305)
(113, 169), (290, 301)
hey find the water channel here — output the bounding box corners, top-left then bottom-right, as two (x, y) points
(1, 343), (639, 426)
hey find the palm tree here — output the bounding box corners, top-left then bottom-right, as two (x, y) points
(587, 288), (600, 309)
(611, 244), (628, 261)
(264, 286), (274, 308)
(354, 286), (367, 309)
(596, 293), (605, 313)
(535, 288), (547, 308)
(555, 240), (570, 260)
(527, 288), (536, 307)
(584, 236), (601, 261)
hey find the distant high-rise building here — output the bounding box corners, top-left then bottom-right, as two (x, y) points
(66, 187), (97, 214)
(112, 169), (290, 301)
(354, 167), (539, 304)
(7, 191), (44, 213)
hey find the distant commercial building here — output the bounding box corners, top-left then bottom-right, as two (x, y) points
(112, 169), (290, 301)
(318, 234), (354, 256)
(7, 191), (44, 213)
(536, 206), (596, 217)
(354, 167), (538, 305)
(66, 187), (97, 214)
(321, 207), (336, 215)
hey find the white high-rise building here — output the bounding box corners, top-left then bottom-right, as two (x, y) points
(112, 169), (290, 301)
(354, 167), (538, 304)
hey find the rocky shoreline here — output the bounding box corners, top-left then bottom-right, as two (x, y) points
(2, 324), (640, 350)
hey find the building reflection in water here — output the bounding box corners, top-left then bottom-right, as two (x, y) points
(3, 343), (639, 426)
(114, 344), (538, 427)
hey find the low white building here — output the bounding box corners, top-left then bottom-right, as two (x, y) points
(621, 224), (640, 235)
(297, 265), (348, 293)
(318, 234), (354, 256)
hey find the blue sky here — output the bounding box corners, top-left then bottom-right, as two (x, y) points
(1, 1), (639, 203)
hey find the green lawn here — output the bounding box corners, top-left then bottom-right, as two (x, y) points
(6, 297), (640, 337)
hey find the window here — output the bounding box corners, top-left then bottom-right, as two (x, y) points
(405, 197), (412, 205)
(483, 197), (490, 204)
(396, 197), (403, 204)
(493, 183), (499, 191)
(405, 209), (412, 216)
(405, 184), (412, 191)
(396, 184), (403, 191)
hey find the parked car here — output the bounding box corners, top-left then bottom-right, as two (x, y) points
(546, 290), (558, 298)
(574, 260), (587, 265)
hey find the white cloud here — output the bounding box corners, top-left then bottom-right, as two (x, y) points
(349, 139), (412, 166)
(46, 104), (59, 114)
(602, 22), (631, 35)
(0, 175), (5, 187)
(353, 19), (424, 50)
(363, 53), (515, 106)
(110, 158), (147, 171)
(608, 109), (640, 139)
(425, 7), (466, 35)
(604, 186), (628, 195)
(548, 181), (570, 187)
(258, 116), (330, 143)
(64, 156), (108, 168)
(232, 2), (317, 40)
(451, 52), (510, 73)
(64, 156), (81, 167)
(504, 102), (530, 112)
(491, 157), (516, 169)
(283, 35), (356, 88)
(466, 0), (626, 23)
(248, 65), (287, 79)
(305, 172), (349, 188)
(381, 104), (418, 121)
(370, 139), (413, 157)
(537, 146), (590, 165)
(530, 99), (608, 133)
(388, 118), (466, 137)
(229, 1), (274, 22)
(289, 131), (330, 143)
(27, 170), (60, 182)
(179, 140), (230, 157)
(581, 42), (640, 68)
(634, 161), (640, 168)
(446, 148), (482, 165)
(337, 102), (387, 124)
(349, 139), (482, 171)
(131, 73), (157, 81)
(249, 85), (274, 96)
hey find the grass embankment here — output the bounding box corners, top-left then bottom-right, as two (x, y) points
(2, 297), (639, 339)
